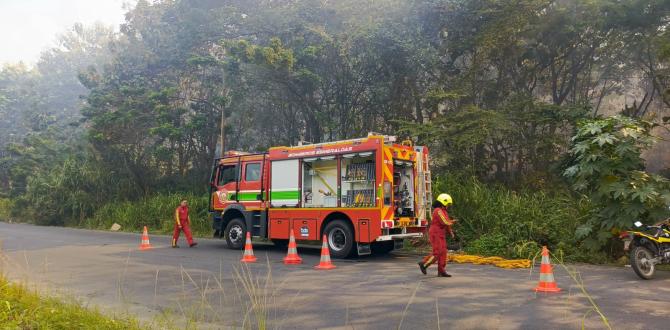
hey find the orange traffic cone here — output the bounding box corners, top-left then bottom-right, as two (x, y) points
(283, 229), (302, 264)
(315, 235), (336, 270)
(139, 226), (152, 250)
(534, 246), (561, 293)
(240, 232), (257, 263)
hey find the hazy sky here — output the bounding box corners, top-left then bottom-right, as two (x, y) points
(0, 0), (135, 65)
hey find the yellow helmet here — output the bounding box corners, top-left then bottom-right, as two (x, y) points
(436, 193), (453, 207)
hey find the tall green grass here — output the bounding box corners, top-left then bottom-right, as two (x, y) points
(435, 176), (596, 261)
(5, 174), (605, 261)
(0, 198), (13, 222)
(75, 193), (212, 237)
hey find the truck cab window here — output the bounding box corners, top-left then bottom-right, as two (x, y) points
(218, 165), (238, 186)
(245, 163), (261, 182)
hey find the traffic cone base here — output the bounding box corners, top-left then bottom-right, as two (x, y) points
(283, 229), (303, 265)
(241, 232), (257, 263)
(315, 235), (336, 270)
(534, 246), (561, 293)
(283, 256), (303, 264)
(139, 226), (152, 250)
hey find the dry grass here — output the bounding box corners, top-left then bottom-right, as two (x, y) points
(1, 238), (619, 330)
(529, 249), (612, 330)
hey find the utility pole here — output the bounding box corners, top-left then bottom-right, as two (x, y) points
(220, 107), (225, 157)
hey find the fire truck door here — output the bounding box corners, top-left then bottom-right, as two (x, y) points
(213, 161), (239, 207)
(240, 161), (262, 207)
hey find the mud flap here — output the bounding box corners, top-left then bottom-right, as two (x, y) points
(357, 243), (371, 256)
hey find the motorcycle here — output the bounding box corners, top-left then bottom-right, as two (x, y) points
(621, 220), (670, 279)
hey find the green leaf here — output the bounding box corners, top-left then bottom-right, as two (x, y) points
(575, 224), (593, 239)
(592, 133), (617, 146)
(563, 165), (579, 177)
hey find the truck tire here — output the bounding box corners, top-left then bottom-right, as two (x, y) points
(225, 218), (246, 250)
(324, 220), (355, 259)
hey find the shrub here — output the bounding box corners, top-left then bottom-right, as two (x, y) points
(564, 115), (670, 250)
(464, 233), (508, 256)
(435, 175), (591, 259)
(81, 193), (211, 236)
(0, 198), (13, 221)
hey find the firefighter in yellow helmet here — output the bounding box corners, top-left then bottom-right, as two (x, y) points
(418, 193), (456, 277)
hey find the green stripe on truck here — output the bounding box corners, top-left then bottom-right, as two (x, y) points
(271, 190), (300, 200)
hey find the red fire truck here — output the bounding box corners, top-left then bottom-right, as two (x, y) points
(209, 134), (432, 258)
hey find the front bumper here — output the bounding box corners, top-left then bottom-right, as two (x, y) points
(375, 232), (423, 241)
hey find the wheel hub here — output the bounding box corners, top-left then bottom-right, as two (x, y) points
(230, 225), (243, 244)
(637, 251), (654, 275)
(328, 228), (347, 252)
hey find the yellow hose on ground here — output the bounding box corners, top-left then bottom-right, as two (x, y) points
(449, 254), (531, 269)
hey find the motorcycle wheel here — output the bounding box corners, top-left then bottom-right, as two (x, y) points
(630, 245), (655, 280)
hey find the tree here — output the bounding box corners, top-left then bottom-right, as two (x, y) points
(564, 115), (670, 249)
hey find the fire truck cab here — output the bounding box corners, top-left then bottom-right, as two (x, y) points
(209, 134), (432, 258)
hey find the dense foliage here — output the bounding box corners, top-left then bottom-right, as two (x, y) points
(1, 0), (670, 260)
(436, 175), (599, 261)
(564, 116), (670, 250)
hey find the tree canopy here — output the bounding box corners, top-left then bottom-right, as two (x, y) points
(0, 0), (669, 244)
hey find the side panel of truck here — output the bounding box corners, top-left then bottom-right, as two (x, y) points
(268, 208), (381, 242)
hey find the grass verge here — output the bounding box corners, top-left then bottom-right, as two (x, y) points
(0, 198), (13, 222)
(0, 275), (142, 329)
(72, 193), (212, 237)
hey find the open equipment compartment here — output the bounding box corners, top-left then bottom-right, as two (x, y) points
(340, 152), (376, 208)
(302, 156), (338, 207)
(393, 159), (415, 217)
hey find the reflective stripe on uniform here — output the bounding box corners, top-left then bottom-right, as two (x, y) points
(437, 209), (452, 226)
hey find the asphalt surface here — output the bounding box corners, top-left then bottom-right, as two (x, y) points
(1, 222), (669, 329)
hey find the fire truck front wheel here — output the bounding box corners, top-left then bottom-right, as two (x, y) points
(225, 218), (246, 249)
(324, 220), (355, 259)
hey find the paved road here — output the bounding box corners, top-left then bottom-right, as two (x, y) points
(1, 222), (668, 329)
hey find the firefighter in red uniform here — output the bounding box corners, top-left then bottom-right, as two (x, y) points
(172, 199), (198, 248)
(418, 193), (455, 277)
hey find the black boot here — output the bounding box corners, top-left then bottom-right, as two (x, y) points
(418, 262), (427, 275)
(189, 242), (198, 248)
(438, 272), (452, 277)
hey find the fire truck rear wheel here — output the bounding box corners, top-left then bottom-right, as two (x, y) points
(324, 220), (355, 259)
(225, 218), (246, 250)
